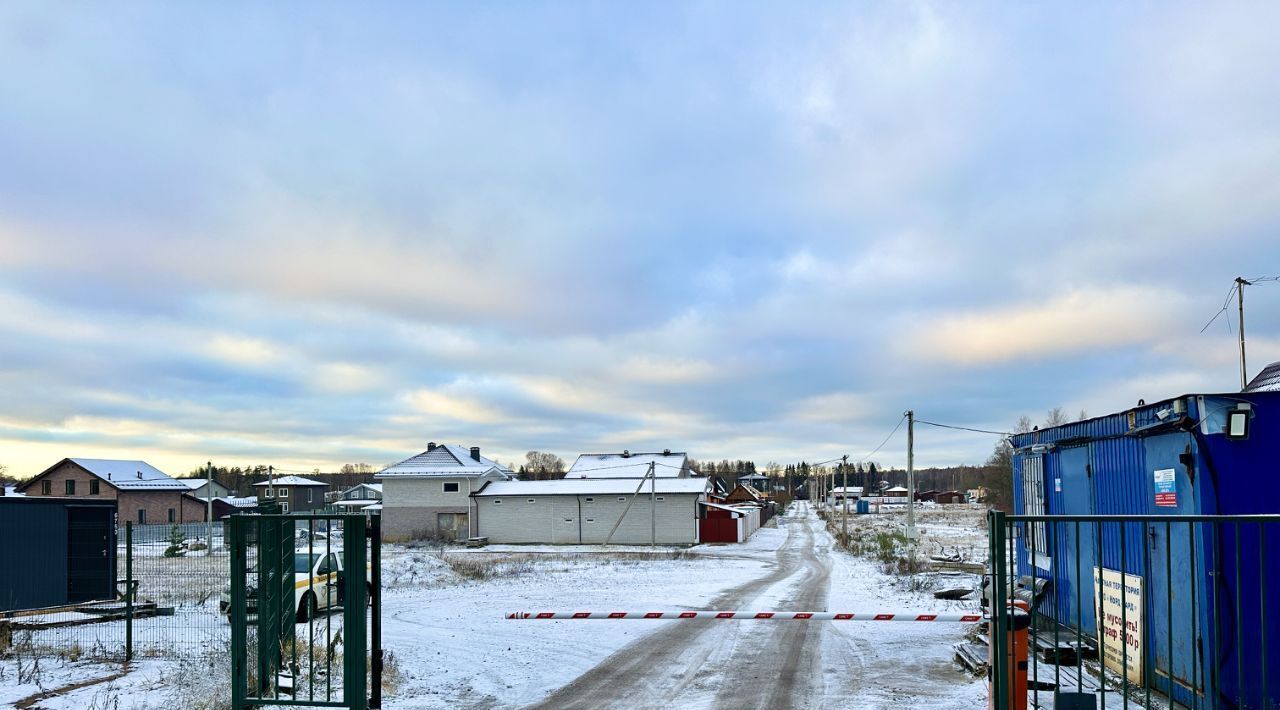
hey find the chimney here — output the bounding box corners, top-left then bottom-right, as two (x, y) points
(137, 470), (143, 479)
(470, 446), (481, 462)
(427, 442), (437, 451)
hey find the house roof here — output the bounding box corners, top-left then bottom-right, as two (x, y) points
(1246, 362), (1280, 392)
(29, 459), (191, 491)
(700, 501), (747, 516)
(341, 482), (383, 495)
(253, 475), (327, 487)
(376, 444), (513, 479)
(473, 478), (710, 497)
(216, 496), (259, 508)
(885, 486), (909, 492)
(2, 485), (24, 497)
(564, 451), (690, 479)
(831, 486), (863, 494)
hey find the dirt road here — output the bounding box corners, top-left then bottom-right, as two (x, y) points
(532, 503), (841, 710)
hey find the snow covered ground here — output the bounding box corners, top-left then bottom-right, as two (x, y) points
(2, 503), (991, 709)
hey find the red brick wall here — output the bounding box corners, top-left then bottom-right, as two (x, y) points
(20, 461), (208, 523)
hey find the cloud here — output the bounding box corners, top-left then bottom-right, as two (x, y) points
(1, 2), (1279, 477)
(909, 287), (1188, 365)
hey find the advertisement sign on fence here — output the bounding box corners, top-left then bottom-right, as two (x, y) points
(1092, 566), (1143, 684)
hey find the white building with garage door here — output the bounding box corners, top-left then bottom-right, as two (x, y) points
(471, 450), (710, 545)
(377, 443), (513, 541)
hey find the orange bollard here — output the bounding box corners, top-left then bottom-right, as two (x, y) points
(988, 605), (1031, 710)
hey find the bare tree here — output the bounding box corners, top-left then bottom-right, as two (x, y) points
(525, 451), (566, 480)
(1014, 415), (1034, 434)
(1077, 409), (1088, 422)
(1044, 407), (1069, 428)
(339, 463), (377, 474)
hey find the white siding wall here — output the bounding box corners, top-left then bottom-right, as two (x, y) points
(476, 493), (702, 545)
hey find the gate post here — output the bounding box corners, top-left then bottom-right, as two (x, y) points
(125, 521), (133, 663)
(370, 514), (383, 709)
(229, 515), (247, 710)
(343, 516), (368, 710)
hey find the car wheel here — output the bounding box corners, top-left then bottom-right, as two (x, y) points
(297, 591), (317, 623)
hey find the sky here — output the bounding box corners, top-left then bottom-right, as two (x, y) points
(2, 2), (1280, 478)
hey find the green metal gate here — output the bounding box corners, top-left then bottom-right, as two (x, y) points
(228, 512), (382, 709)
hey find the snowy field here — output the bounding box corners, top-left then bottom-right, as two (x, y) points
(2, 503), (992, 709)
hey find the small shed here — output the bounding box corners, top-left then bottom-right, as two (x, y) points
(933, 491), (966, 505)
(0, 497), (118, 612)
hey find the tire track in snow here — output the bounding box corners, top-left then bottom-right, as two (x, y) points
(530, 504), (829, 710)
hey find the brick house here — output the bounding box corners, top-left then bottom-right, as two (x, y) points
(252, 475), (328, 513)
(16, 458), (207, 525)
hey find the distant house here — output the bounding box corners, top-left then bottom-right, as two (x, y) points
(1, 485), (24, 497)
(722, 483), (763, 505)
(253, 475), (328, 514)
(829, 486), (863, 503)
(16, 458), (206, 525)
(178, 477), (231, 501)
(334, 483), (383, 514)
(376, 443), (514, 540)
(884, 486), (910, 499)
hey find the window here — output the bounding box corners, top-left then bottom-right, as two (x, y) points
(90, 479), (100, 495)
(279, 487), (290, 498)
(281, 502), (289, 513)
(65, 480), (75, 495)
(527, 498), (536, 503)
(1021, 457), (1047, 566)
(656, 497), (665, 501)
(41, 480), (51, 495)
(493, 499), (502, 505)
(138, 509), (147, 524)
(306, 489), (313, 503)
(168, 508), (176, 523)
(617, 497), (626, 502)
(443, 482), (460, 493)
(586, 518), (595, 523)
(265, 488), (274, 498)
(584, 497), (594, 503)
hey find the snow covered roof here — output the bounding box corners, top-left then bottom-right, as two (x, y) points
(700, 501), (747, 516)
(216, 496), (259, 508)
(341, 482), (383, 495)
(334, 499), (379, 508)
(885, 486), (909, 493)
(377, 444), (513, 479)
(1245, 362), (1280, 392)
(474, 478), (710, 497)
(253, 475), (326, 487)
(60, 459), (189, 490)
(564, 451), (690, 479)
(2, 485), (24, 497)
(831, 486), (863, 494)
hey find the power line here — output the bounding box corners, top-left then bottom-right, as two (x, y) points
(858, 414), (906, 463)
(914, 419), (1012, 437)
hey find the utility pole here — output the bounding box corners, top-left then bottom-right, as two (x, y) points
(649, 462), (656, 548)
(1238, 277), (1251, 389)
(841, 455), (849, 543)
(906, 410), (918, 540)
(206, 461), (214, 555)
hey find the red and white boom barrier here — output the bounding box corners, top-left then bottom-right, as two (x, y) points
(507, 610), (982, 621)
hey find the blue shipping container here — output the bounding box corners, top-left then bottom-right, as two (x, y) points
(1011, 391), (1280, 708)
